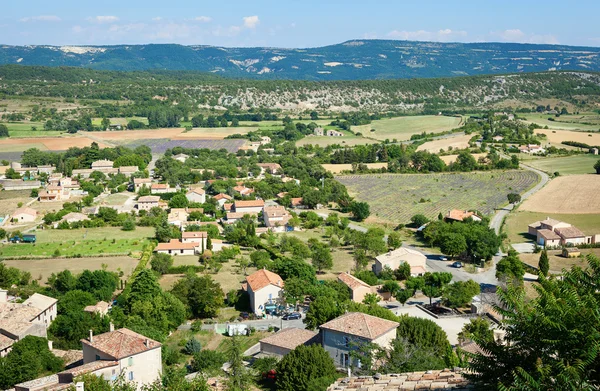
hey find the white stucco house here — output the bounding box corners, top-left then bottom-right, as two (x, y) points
(186, 188), (206, 204)
(244, 269), (284, 316)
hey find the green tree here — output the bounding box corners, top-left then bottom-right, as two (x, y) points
(507, 192), (522, 204)
(304, 296), (342, 329)
(595, 159), (600, 174)
(169, 193), (189, 209)
(496, 251), (525, 284)
(353, 248), (369, 271)
(101, 117), (110, 130)
(394, 288), (413, 306)
(190, 349), (226, 374)
(396, 316), (451, 356)
(423, 272), (453, 305)
(0, 124), (9, 138)
(457, 317), (493, 345)
(468, 255), (600, 390)
(183, 338), (202, 355)
(538, 249), (549, 277)
(350, 201), (370, 221)
(170, 274), (224, 318)
(362, 292), (381, 305)
(438, 232), (467, 258)
(276, 344), (337, 391)
(410, 214), (430, 227)
(150, 253), (174, 275)
(394, 262), (411, 281)
(387, 232), (402, 250)
(225, 336), (252, 391)
(311, 243), (333, 273)
(442, 280), (480, 308)
(121, 218), (136, 231)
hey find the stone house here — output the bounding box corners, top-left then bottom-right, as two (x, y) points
(136, 196), (160, 211)
(245, 269), (284, 316)
(374, 247), (427, 276)
(186, 188), (206, 204)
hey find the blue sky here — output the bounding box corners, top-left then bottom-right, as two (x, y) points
(1, 0), (599, 47)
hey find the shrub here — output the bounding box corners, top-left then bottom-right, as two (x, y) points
(183, 338), (202, 355)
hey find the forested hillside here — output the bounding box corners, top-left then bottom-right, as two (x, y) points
(1, 65), (599, 113)
(1, 40), (600, 80)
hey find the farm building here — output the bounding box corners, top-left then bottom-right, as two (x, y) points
(529, 217), (597, 247)
(562, 248), (581, 258)
(259, 328), (318, 357)
(0, 179), (41, 191)
(60, 212), (90, 224)
(186, 188), (206, 204)
(91, 159), (115, 172)
(11, 207), (37, 223)
(290, 197), (304, 209)
(327, 130), (344, 137)
(445, 209), (482, 222)
(181, 231), (208, 248)
(518, 144), (545, 154)
(592, 148), (599, 155)
(260, 136), (271, 145)
(72, 169), (94, 178)
(118, 166), (139, 175)
(314, 127), (324, 136)
(374, 247), (427, 276)
(233, 185), (254, 196)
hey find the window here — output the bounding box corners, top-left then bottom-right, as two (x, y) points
(342, 353), (350, 367)
(128, 372), (134, 381)
(95, 355), (100, 361)
(343, 336), (350, 347)
(128, 357), (134, 366)
(268, 293), (272, 300)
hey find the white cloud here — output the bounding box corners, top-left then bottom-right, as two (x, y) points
(243, 15), (260, 29)
(387, 29), (467, 42)
(194, 16), (212, 23)
(89, 16), (120, 24)
(19, 15), (61, 23)
(492, 29), (559, 44)
(152, 17), (163, 22)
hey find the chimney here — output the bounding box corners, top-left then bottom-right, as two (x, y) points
(89, 330), (93, 343)
(75, 382), (84, 391)
(0, 289), (7, 303)
(48, 340), (53, 351)
(145, 338), (150, 347)
(109, 322), (114, 332)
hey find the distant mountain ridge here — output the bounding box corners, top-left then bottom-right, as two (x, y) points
(1, 40), (600, 80)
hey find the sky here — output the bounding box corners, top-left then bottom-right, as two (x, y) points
(1, 0), (599, 48)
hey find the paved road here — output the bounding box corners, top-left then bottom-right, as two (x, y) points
(178, 316), (305, 332)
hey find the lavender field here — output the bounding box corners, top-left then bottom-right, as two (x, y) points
(337, 171), (540, 223)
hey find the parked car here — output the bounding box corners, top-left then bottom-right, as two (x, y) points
(451, 261), (463, 268)
(238, 312), (249, 320)
(439, 256), (448, 261)
(282, 312), (301, 320)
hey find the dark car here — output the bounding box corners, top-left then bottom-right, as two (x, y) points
(282, 312), (301, 320)
(238, 312), (249, 320)
(451, 261), (463, 268)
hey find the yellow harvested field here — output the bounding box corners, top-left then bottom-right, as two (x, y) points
(440, 153), (487, 164)
(86, 128), (186, 140)
(535, 128), (600, 145)
(520, 175), (600, 214)
(321, 163), (388, 173)
(0, 136), (108, 151)
(416, 134), (472, 153)
(175, 127), (258, 140)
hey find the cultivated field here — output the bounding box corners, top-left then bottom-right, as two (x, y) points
(321, 163), (388, 174)
(3, 255), (139, 284)
(337, 171), (540, 223)
(353, 115), (463, 141)
(534, 128), (600, 145)
(523, 114), (600, 131)
(416, 134), (472, 153)
(503, 210), (600, 244)
(520, 175), (600, 214)
(524, 154), (598, 175)
(0, 135), (107, 152)
(0, 227), (153, 259)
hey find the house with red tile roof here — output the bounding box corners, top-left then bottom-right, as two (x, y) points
(320, 312), (398, 368)
(155, 239), (197, 255)
(444, 209), (482, 222)
(213, 193), (233, 207)
(245, 269), (284, 316)
(259, 328), (319, 357)
(234, 199), (265, 214)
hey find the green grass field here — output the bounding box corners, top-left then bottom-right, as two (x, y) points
(353, 115), (463, 141)
(337, 171), (541, 223)
(524, 154), (598, 175)
(0, 227), (153, 258)
(1, 122), (64, 138)
(503, 210), (600, 244)
(522, 114), (600, 131)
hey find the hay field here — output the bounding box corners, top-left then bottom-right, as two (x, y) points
(523, 114), (600, 131)
(321, 163), (388, 173)
(416, 134), (472, 153)
(296, 135), (380, 147)
(525, 154), (598, 175)
(0, 136), (107, 152)
(534, 128), (600, 145)
(175, 127), (258, 140)
(86, 128), (185, 141)
(337, 171), (540, 223)
(354, 115), (462, 141)
(520, 175), (600, 214)
(519, 249), (598, 273)
(440, 153), (487, 164)
(3, 256), (139, 284)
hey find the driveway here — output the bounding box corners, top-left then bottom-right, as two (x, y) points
(178, 315), (306, 333)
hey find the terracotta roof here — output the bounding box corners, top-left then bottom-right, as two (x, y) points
(187, 188), (206, 195)
(235, 199), (265, 208)
(260, 328), (318, 350)
(80, 328), (161, 359)
(119, 166), (139, 172)
(182, 231), (208, 239)
(134, 178), (152, 184)
(445, 209), (479, 221)
(290, 197), (303, 206)
(0, 333), (14, 350)
(83, 301), (110, 313)
(12, 207), (37, 217)
(326, 370), (471, 391)
(320, 312), (399, 340)
(91, 159), (114, 168)
(540, 218), (564, 227)
(155, 239), (197, 251)
(23, 293), (57, 311)
(151, 183), (169, 189)
(276, 192), (288, 199)
(58, 360), (118, 377)
(214, 193), (233, 200)
(338, 272), (370, 290)
(538, 229), (560, 240)
(223, 203), (233, 211)
(264, 205), (290, 217)
(138, 195), (160, 203)
(257, 163), (281, 170)
(246, 269), (284, 292)
(555, 226), (586, 239)
(227, 212), (256, 220)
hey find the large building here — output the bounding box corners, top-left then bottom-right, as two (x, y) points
(374, 247), (427, 276)
(320, 312), (398, 368)
(234, 199), (265, 214)
(529, 217), (598, 247)
(244, 269), (284, 316)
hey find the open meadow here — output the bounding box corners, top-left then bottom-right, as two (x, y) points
(353, 115), (463, 141)
(296, 134), (380, 147)
(523, 154), (598, 175)
(523, 113), (600, 131)
(0, 190), (33, 216)
(519, 175), (600, 214)
(519, 249), (599, 274)
(416, 133), (472, 153)
(175, 126), (259, 139)
(0, 227), (153, 259)
(534, 128), (600, 146)
(321, 163), (388, 174)
(3, 255), (139, 284)
(503, 210), (600, 244)
(337, 171), (540, 223)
